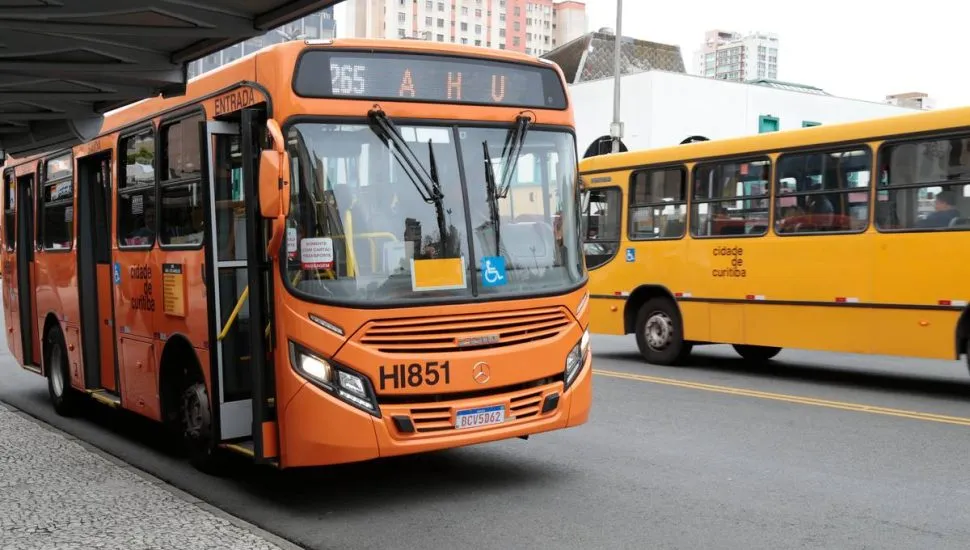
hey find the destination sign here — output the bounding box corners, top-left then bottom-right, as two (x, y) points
(293, 51), (567, 109)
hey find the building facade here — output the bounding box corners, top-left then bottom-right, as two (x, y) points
(188, 8), (336, 78)
(693, 29), (778, 82)
(341, 0), (587, 55)
(885, 92), (936, 111)
(570, 69), (918, 156)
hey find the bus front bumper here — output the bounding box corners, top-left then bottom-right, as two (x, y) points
(280, 353), (592, 468)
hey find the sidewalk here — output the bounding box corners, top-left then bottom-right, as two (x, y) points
(0, 401), (295, 550)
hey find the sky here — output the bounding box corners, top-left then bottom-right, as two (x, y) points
(583, 0), (967, 108)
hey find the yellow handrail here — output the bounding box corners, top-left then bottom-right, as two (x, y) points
(218, 286), (249, 341)
(344, 209), (358, 277)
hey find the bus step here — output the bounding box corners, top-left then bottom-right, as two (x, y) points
(88, 390), (121, 408)
(221, 439), (254, 457)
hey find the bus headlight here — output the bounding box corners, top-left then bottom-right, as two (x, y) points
(564, 328), (590, 390)
(288, 341), (380, 417)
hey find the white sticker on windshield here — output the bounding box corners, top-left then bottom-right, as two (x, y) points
(286, 227), (297, 254)
(301, 237), (334, 270)
(383, 241), (407, 273)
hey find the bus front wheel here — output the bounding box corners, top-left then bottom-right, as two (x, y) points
(181, 380), (223, 474)
(733, 344), (782, 363)
(634, 298), (692, 365)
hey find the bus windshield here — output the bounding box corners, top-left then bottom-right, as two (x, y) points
(284, 120), (584, 305)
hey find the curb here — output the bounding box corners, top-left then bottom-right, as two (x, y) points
(0, 399), (305, 550)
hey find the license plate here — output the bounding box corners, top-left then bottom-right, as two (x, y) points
(454, 404), (505, 430)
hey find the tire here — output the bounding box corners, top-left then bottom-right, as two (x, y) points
(46, 327), (81, 417)
(634, 297), (692, 365)
(180, 380), (224, 474)
(733, 344), (782, 363)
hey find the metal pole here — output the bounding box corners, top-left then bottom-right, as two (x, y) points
(610, 0), (623, 153)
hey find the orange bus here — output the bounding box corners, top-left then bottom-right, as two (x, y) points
(1, 39), (592, 472)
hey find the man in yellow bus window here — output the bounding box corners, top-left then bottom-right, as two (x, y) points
(917, 190), (960, 229)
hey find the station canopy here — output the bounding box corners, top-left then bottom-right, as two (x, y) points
(0, 0), (343, 159)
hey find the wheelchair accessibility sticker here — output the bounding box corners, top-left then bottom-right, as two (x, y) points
(481, 256), (507, 287)
(112, 262), (121, 285)
(626, 248), (636, 262)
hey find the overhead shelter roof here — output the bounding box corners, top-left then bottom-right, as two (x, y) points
(0, 0), (342, 158)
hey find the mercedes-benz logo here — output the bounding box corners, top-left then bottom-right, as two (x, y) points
(472, 362), (491, 385)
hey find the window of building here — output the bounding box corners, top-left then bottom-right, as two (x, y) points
(629, 166), (687, 240)
(758, 115), (779, 133)
(775, 148), (871, 234)
(40, 153), (73, 250)
(119, 129), (156, 248)
(691, 158), (771, 237)
(398, 12), (406, 23)
(582, 187), (621, 269)
(159, 115), (204, 246)
(876, 135), (970, 232)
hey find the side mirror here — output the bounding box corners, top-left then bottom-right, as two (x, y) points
(258, 119), (291, 219)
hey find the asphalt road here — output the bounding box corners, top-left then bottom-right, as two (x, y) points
(3, 328), (970, 549)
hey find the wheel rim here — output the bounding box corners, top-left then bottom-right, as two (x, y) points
(181, 385), (210, 444)
(644, 311), (673, 351)
(50, 343), (64, 397)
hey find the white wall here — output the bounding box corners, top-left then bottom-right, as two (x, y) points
(570, 70), (917, 156)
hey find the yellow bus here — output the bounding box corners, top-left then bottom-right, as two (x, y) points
(578, 106), (970, 369)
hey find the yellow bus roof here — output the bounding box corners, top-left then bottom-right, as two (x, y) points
(579, 103), (970, 176)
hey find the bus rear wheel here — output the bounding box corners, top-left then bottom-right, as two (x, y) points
(634, 298), (692, 366)
(45, 327), (81, 417)
(733, 344), (782, 363)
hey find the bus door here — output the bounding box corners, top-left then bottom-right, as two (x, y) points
(15, 171), (38, 368)
(76, 153), (118, 391)
(2, 169), (20, 362)
(204, 116), (275, 461)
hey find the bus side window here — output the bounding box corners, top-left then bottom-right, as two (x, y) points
(877, 136), (970, 232)
(41, 153), (74, 250)
(582, 187), (620, 269)
(159, 115), (205, 246)
(118, 129), (157, 248)
(774, 147), (871, 235)
(628, 166), (687, 240)
(690, 158), (770, 238)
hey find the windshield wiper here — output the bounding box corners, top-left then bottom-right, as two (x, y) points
(367, 106), (449, 255)
(482, 142), (501, 255)
(496, 113), (533, 199)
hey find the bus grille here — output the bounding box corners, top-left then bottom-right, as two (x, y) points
(359, 307), (571, 354)
(409, 390), (544, 433)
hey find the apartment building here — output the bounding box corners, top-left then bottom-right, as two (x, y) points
(343, 0), (587, 55)
(693, 29), (779, 82)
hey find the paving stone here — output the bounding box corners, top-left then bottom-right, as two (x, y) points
(0, 406), (284, 550)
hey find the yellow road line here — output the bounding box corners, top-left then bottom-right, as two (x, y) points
(593, 368), (970, 427)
